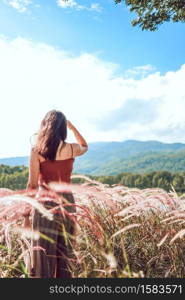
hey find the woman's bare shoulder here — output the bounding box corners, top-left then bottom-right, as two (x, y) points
(70, 143), (88, 157)
(56, 141), (72, 160)
(30, 147), (44, 162)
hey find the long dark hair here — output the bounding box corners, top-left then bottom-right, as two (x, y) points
(35, 110), (67, 160)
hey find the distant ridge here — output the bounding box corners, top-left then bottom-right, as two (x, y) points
(1, 140), (185, 175)
(0, 156), (29, 167)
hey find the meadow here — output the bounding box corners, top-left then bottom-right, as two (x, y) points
(0, 175), (185, 278)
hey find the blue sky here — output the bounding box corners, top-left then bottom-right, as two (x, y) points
(0, 0), (185, 157)
(1, 0), (185, 73)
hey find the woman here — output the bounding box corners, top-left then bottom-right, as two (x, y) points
(25, 110), (88, 278)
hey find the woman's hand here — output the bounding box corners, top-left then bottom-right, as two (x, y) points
(23, 216), (31, 228)
(67, 120), (88, 148)
(23, 206), (32, 228)
(67, 120), (74, 130)
(22, 206), (32, 217)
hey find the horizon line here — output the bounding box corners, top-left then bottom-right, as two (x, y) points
(0, 139), (185, 160)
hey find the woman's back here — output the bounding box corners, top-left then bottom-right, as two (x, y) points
(38, 142), (87, 185)
(26, 112), (88, 278)
(40, 142), (74, 184)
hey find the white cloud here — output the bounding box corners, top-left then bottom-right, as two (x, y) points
(57, 0), (76, 8)
(89, 3), (102, 12)
(0, 36), (185, 158)
(124, 64), (156, 79)
(57, 0), (102, 12)
(4, 0), (32, 12)
(4, 0), (103, 13)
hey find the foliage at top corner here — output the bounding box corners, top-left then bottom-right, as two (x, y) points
(115, 0), (185, 31)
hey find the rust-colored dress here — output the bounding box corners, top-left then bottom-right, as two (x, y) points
(28, 143), (87, 278)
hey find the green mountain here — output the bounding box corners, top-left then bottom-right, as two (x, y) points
(74, 140), (185, 175)
(0, 156), (28, 167)
(1, 140), (185, 175)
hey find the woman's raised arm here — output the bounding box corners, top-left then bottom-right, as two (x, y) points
(67, 121), (88, 148)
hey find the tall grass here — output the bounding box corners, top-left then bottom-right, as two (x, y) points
(0, 176), (185, 278)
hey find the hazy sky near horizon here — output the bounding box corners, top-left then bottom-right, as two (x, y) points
(0, 0), (185, 158)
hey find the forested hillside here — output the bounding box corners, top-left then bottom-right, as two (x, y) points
(1, 164), (185, 193)
(0, 165), (28, 190)
(1, 140), (185, 175)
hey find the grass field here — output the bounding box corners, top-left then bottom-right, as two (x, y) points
(0, 175), (185, 278)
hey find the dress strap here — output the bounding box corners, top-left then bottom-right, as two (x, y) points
(70, 144), (74, 158)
